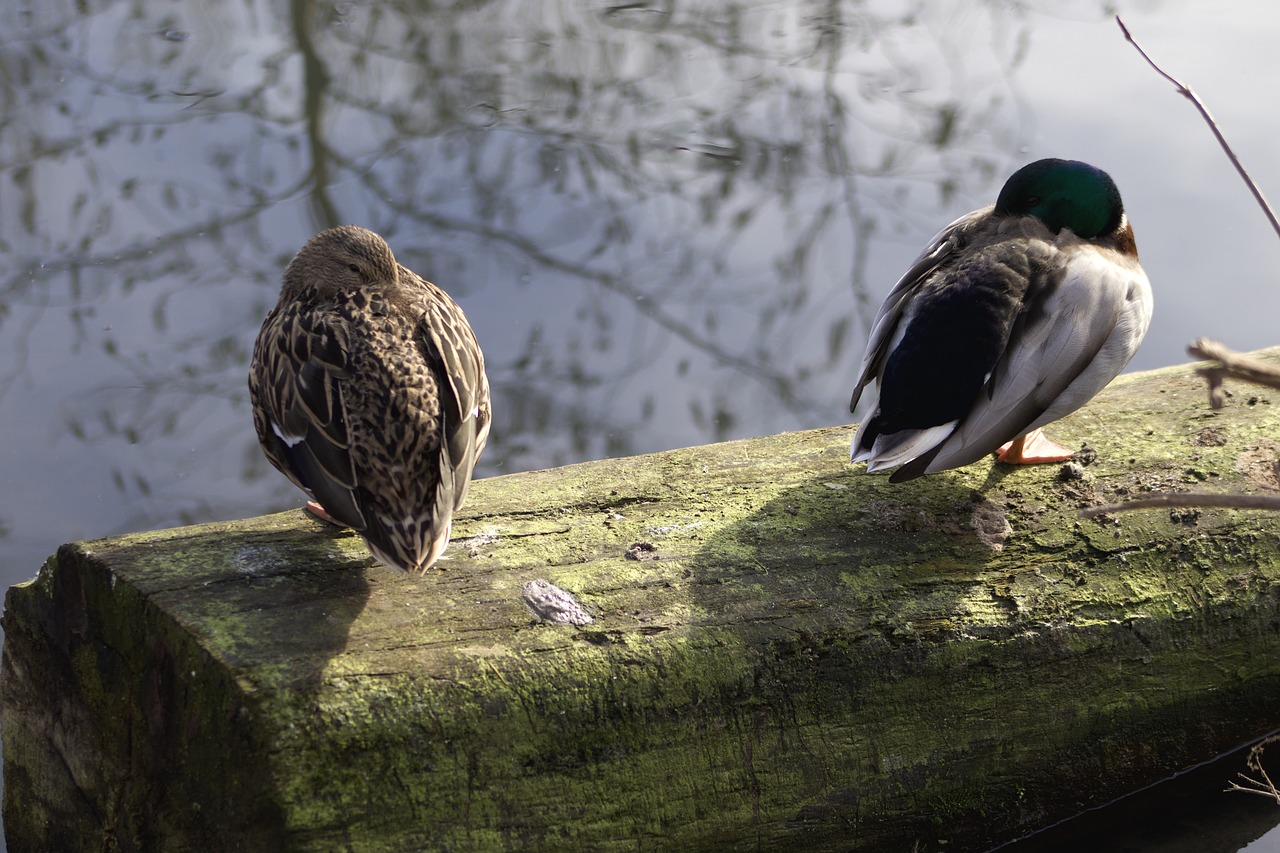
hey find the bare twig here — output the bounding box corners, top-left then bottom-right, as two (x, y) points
(1226, 736), (1280, 804)
(1226, 778), (1280, 801)
(1081, 492), (1280, 519)
(1117, 16), (1280, 241)
(1188, 338), (1280, 409)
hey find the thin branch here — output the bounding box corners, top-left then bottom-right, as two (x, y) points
(1188, 337), (1280, 408)
(1225, 779), (1280, 801)
(1254, 761), (1278, 799)
(1226, 737), (1280, 803)
(1080, 492), (1280, 519)
(1117, 16), (1280, 242)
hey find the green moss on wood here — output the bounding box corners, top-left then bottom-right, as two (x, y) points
(5, 352), (1280, 851)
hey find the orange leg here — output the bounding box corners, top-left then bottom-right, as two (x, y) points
(996, 428), (1077, 465)
(304, 500), (343, 526)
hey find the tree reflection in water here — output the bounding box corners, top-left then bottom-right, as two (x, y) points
(0, 0), (1031, 556)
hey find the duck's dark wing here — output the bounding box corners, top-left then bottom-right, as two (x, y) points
(850, 207), (993, 413)
(249, 305), (368, 530)
(893, 242), (1152, 480)
(851, 207), (1030, 473)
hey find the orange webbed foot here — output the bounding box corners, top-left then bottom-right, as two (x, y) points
(995, 428), (1077, 465)
(304, 500), (344, 526)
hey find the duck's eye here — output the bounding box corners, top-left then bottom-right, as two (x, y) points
(1026, 195), (1042, 206)
(347, 263), (361, 274)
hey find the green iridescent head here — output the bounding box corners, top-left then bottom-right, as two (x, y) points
(995, 158), (1124, 238)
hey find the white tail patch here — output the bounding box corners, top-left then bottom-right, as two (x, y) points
(856, 422), (958, 473)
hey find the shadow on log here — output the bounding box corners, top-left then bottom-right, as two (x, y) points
(5, 351), (1280, 851)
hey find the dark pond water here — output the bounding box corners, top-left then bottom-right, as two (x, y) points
(3, 0), (1280, 849)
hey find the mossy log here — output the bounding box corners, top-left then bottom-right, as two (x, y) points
(6, 352), (1280, 852)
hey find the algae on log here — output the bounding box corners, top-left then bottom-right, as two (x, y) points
(6, 351), (1280, 852)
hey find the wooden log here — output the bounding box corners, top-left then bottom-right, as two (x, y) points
(5, 351), (1280, 852)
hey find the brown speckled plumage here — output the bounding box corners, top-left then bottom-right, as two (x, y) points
(249, 225), (491, 573)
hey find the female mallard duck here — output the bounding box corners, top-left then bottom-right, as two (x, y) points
(850, 158), (1152, 483)
(249, 225), (491, 573)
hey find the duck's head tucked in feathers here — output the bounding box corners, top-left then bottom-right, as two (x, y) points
(282, 225), (402, 299)
(995, 158), (1125, 243)
(849, 158), (1152, 482)
(250, 225), (492, 574)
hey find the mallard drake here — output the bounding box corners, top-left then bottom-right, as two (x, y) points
(249, 225), (491, 573)
(850, 158), (1152, 483)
